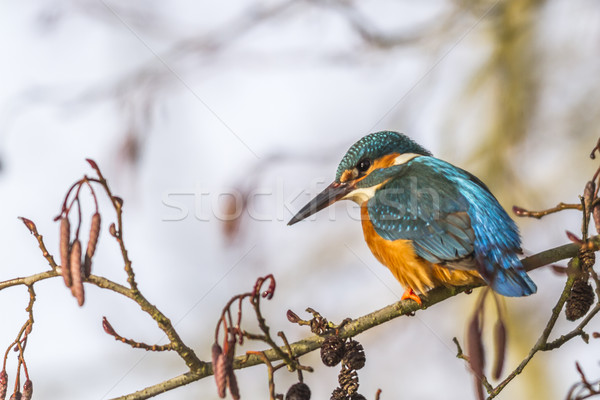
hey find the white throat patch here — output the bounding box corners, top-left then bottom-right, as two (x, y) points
(341, 186), (380, 205)
(393, 153), (420, 165)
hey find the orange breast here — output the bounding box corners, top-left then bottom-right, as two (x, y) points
(360, 206), (481, 294)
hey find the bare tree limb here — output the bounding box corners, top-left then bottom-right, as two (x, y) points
(109, 236), (600, 400)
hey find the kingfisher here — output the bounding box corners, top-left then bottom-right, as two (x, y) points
(288, 131), (536, 304)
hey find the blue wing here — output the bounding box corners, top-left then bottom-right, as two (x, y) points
(367, 157), (536, 297)
(368, 167), (476, 267)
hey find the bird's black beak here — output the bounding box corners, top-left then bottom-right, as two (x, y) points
(287, 181), (353, 226)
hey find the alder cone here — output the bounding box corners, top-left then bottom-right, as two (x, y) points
(320, 335), (345, 367)
(285, 382), (311, 400)
(350, 394), (367, 400)
(338, 366), (359, 396)
(566, 279), (594, 321)
(330, 388), (345, 400)
(342, 340), (366, 370)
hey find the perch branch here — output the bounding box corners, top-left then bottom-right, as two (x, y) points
(108, 236), (599, 400)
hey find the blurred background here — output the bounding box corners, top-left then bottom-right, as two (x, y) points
(1, 1), (600, 399)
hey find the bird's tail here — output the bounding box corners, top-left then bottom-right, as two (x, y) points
(478, 251), (537, 297)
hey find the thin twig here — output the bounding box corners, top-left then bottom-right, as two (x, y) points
(452, 337), (469, 362)
(513, 203), (582, 219)
(18, 218), (58, 270)
(102, 317), (173, 352)
(543, 303), (600, 350)
(246, 351), (279, 400)
(86, 159), (138, 292)
(88, 274), (203, 371)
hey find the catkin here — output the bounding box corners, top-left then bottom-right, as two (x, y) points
(0, 370), (8, 400)
(70, 240), (85, 306)
(215, 353), (227, 398)
(467, 312), (485, 400)
(9, 391), (21, 400)
(228, 367), (240, 400)
(492, 320), (507, 380)
(59, 217), (72, 287)
(21, 380), (32, 400)
(593, 204), (600, 235)
(84, 213), (101, 277)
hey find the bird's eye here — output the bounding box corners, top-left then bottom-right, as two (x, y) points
(357, 158), (371, 172)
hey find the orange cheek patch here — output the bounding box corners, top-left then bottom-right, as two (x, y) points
(352, 153), (401, 184)
(369, 153), (400, 171)
(340, 169), (354, 183)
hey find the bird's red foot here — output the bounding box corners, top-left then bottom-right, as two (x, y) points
(401, 288), (422, 305)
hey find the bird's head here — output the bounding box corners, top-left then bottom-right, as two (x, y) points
(288, 131), (431, 225)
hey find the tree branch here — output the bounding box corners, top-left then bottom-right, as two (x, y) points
(109, 236), (598, 400)
(0, 270), (58, 291)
